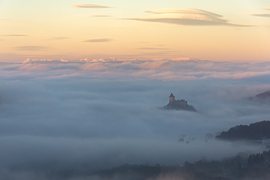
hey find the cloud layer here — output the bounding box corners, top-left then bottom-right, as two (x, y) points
(129, 8), (246, 26)
(0, 59), (270, 179)
(3, 58), (270, 81)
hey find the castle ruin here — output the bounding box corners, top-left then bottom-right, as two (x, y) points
(163, 93), (196, 112)
(169, 93), (188, 106)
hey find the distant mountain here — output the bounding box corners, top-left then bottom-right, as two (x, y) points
(216, 121), (270, 141)
(249, 90), (270, 101)
(162, 93), (197, 112)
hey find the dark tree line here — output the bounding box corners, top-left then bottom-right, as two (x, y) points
(216, 120), (270, 141)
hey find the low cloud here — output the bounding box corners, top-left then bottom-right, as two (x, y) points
(3, 58), (270, 81)
(84, 38), (112, 43)
(14, 46), (48, 51)
(18, 64), (49, 71)
(80, 63), (107, 70)
(73, 4), (110, 8)
(129, 8), (248, 26)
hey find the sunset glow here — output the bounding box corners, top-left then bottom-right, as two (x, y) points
(1, 0), (270, 63)
(3, 1), (270, 179)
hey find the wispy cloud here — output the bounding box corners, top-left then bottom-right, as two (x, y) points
(84, 38), (112, 43)
(14, 46), (48, 51)
(91, 15), (111, 17)
(73, 4), (110, 8)
(4, 34), (28, 37)
(138, 47), (170, 50)
(251, 14), (270, 17)
(47, 37), (70, 41)
(146, 9), (222, 17)
(128, 8), (248, 27)
(250, 8), (270, 17)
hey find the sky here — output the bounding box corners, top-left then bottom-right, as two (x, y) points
(0, 0), (270, 62)
(1, 1), (270, 179)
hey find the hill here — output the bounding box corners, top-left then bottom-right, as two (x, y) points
(249, 90), (270, 101)
(162, 93), (197, 112)
(216, 120), (270, 141)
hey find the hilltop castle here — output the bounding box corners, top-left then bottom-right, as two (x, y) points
(169, 93), (188, 106)
(163, 93), (197, 112)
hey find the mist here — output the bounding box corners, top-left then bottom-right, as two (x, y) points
(0, 60), (270, 179)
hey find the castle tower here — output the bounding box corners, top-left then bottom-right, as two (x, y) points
(169, 93), (175, 102)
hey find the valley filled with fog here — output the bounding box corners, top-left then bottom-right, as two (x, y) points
(0, 60), (270, 178)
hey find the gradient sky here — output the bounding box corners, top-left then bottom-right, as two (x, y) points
(1, 0), (270, 62)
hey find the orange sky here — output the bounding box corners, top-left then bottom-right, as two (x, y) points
(0, 0), (270, 62)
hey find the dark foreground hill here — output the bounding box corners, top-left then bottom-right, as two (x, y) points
(88, 150), (270, 180)
(5, 150), (270, 180)
(216, 120), (270, 141)
(249, 90), (270, 101)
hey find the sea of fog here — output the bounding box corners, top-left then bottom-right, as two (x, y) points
(0, 60), (270, 178)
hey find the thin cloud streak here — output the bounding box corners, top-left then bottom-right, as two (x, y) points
(138, 47), (170, 50)
(14, 46), (48, 51)
(4, 34), (28, 37)
(251, 8), (270, 18)
(47, 37), (70, 41)
(84, 38), (112, 43)
(73, 4), (111, 8)
(251, 13), (270, 17)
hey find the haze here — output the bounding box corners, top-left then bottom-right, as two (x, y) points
(0, 60), (270, 178)
(1, 0), (270, 179)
